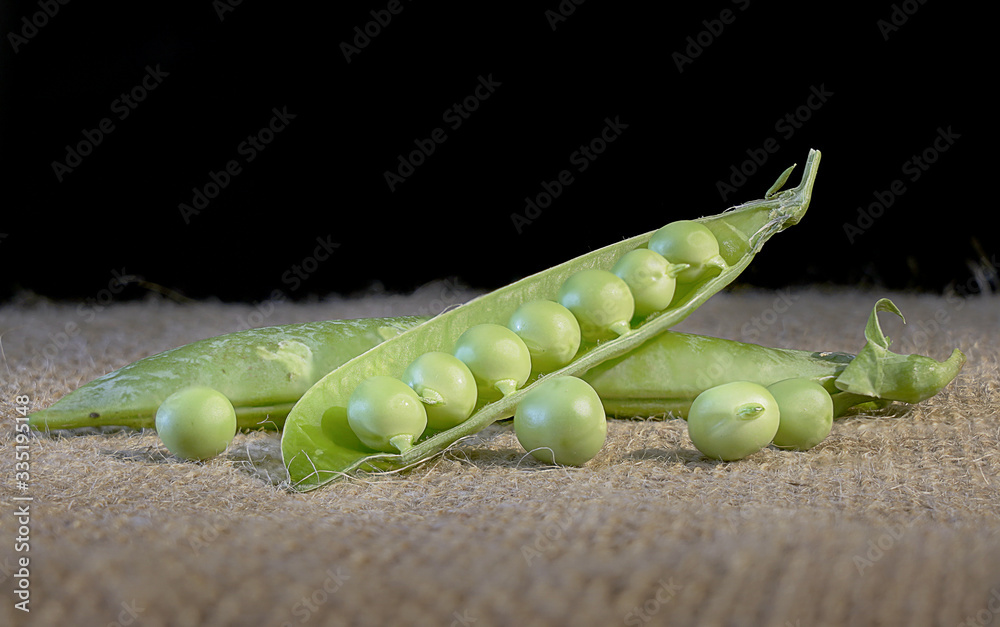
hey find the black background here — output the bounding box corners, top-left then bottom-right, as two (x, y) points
(1, 1), (992, 304)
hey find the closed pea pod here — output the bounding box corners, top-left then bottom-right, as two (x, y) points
(507, 299), (582, 374)
(558, 268), (634, 342)
(648, 220), (728, 283)
(402, 351), (478, 430)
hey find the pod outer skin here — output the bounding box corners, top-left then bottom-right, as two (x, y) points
(28, 316), (428, 432)
(583, 330), (856, 419)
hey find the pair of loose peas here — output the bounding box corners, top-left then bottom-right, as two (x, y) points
(686, 378), (835, 461)
(347, 220), (728, 465)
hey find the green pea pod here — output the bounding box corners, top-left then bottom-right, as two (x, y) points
(583, 332), (857, 418)
(281, 150), (823, 491)
(591, 297), (964, 418)
(27, 317), (428, 432)
(834, 298), (966, 403)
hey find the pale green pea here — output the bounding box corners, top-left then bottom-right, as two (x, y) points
(347, 375), (428, 454)
(558, 268), (634, 342)
(767, 378), (833, 450)
(648, 220), (728, 283)
(402, 351), (478, 430)
(507, 299), (582, 374)
(453, 323), (532, 400)
(686, 380), (779, 461)
(154, 386), (237, 461)
(513, 376), (607, 466)
(611, 248), (689, 318)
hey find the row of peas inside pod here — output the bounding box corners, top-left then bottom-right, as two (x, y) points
(345, 220), (730, 467)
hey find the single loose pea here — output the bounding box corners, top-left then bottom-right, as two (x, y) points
(155, 386), (237, 461)
(767, 378), (834, 450)
(514, 376), (607, 466)
(648, 220), (728, 283)
(347, 375), (428, 454)
(611, 248), (689, 318)
(453, 323), (532, 400)
(507, 299), (582, 374)
(686, 381), (779, 461)
(402, 351), (478, 430)
(557, 268), (634, 342)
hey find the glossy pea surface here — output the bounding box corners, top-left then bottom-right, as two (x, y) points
(453, 323), (532, 400)
(648, 220), (727, 283)
(402, 351), (478, 430)
(155, 386), (237, 461)
(514, 376), (607, 466)
(686, 380), (779, 461)
(611, 248), (680, 318)
(767, 378), (833, 450)
(507, 299), (582, 374)
(558, 269), (634, 342)
(347, 375), (428, 453)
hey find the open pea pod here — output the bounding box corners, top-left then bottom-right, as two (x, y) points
(280, 150), (823, 490)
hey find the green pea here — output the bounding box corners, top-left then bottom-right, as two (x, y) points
(558, 268), (634, 342)
(154, 386), (237, 461)
(513, 376), (607, 466)
(402, 351), (478, 430)
(767, 378), (833, 450)
(611, 248), (688, 318)
(347, 375), (428, 454)
(686, 381), (779, 461)
(648, 220), (728, 283)
(453, 323), (532, 400)
(507, 300), (582, 374)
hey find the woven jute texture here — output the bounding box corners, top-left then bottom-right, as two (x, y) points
(2, 284), (998, 627)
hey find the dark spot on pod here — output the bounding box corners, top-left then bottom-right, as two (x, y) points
(89, 412), (100, 418)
